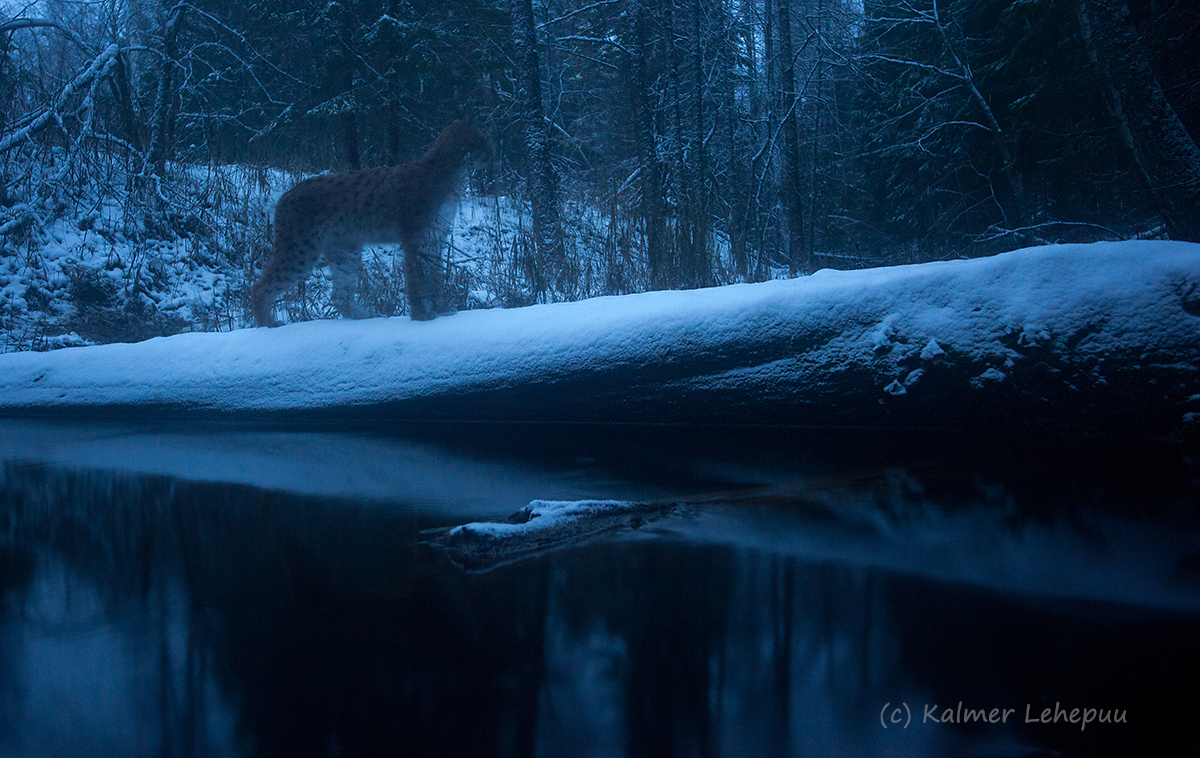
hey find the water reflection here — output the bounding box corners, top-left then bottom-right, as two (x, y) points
(0, 420), (1197, 757)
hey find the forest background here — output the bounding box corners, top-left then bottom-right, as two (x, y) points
(1, 0), (1198, 349)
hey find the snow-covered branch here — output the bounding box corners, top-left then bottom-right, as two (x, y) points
(0, 43), (120, 154)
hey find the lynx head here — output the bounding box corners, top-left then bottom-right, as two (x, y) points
(426, 119), (493, 167)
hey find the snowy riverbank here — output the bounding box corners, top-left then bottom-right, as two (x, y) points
(1, 240), (1198, 437)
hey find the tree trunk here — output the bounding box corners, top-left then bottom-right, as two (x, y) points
(624, 0), (668, 289)
(758, 0), (777, 280)
(1075, 0), (1200, 241)
(739, 0), (764, 279)
(385, 101), (401, 166)
(0, 30), (13, 134)
(511, 0), (566, 292)
(776, 0), (806, 275)
(721, 0), (749, 280)
(683, 0), (710, 288)
(337, 71), (360, 171)
(810, 0), (823, 258)
(337, 112), (360, 172)
(665, 0), (687, 288)
(109, 45), (142, 153)
(144, 3), (185, 178)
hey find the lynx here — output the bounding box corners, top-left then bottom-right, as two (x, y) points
(251, 120), (491, 327)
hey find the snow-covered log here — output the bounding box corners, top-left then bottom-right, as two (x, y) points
(0, 241), (1198, 438)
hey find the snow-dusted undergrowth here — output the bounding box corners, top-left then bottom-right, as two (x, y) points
(1, 162), (286, 351)
(1, 161), (745, 352)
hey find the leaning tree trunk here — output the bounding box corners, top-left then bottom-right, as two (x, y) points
(511, 0), (566, 293)
(1075, 0), (1200, 242)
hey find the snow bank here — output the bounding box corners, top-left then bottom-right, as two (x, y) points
(1, 241), (1198, 437)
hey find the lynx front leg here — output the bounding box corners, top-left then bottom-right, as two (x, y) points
(328, 247), (369, 319)
(402, 238), (445, 321)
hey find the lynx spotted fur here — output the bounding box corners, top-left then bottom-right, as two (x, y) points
(251, 121), (490, 327)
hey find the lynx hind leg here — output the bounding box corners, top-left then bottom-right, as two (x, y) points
(402, 237), (445, 321)
(328, 247), (369, 320)
(251, 240), (321, 327)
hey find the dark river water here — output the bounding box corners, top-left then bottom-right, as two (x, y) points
(0, 419), (1197, 758)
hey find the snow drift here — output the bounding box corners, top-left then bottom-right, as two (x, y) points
(0, 240), (1198, 437)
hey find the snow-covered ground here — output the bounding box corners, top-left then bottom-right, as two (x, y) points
(1, 240), (1197, 436)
